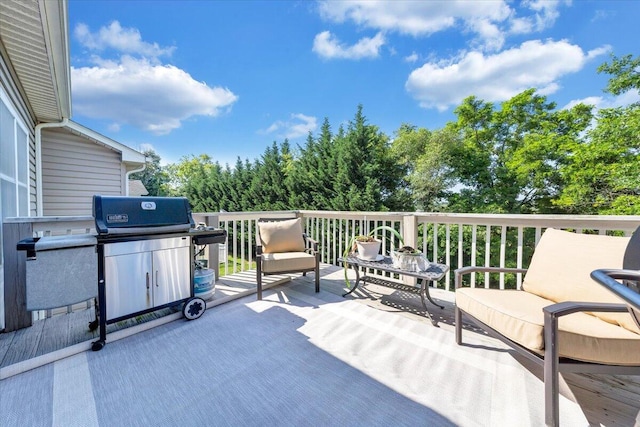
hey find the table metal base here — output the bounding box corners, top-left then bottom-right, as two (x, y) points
(339, 256), (449, 326)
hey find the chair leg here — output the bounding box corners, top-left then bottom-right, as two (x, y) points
(315, 254), (320, 293)
(256, 260), (263, 300)
(455, 307), (462, 344)
(544, 311), (560, 427)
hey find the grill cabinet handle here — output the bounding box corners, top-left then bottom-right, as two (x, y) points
(146, 272), (150, 289)
(156, 270), (159, 287)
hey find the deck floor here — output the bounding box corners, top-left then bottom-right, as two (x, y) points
(1, 264), (640, 425)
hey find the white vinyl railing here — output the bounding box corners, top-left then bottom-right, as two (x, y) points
(195, 210), (640, 291)
(4, 211), (640, 328)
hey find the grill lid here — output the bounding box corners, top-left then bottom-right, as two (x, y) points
(93, 195), (195, 235)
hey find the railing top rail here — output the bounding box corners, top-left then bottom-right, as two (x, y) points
(6, 211), (639, 231)
(297, 210), (406, 221)
(208, 211), (298, 222)
(412, 213), (640, 230)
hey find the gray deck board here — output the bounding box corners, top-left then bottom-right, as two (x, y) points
(0, 329), (11, 364)
(1, 266), (640, 425)
(34, 310), (70, 357)
(1, 318), (45, 366)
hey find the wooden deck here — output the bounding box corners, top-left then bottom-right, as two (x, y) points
(1, 264), (640, 425)
(0, 269), (291, 371)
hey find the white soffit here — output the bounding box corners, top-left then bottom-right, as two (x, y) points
(0, 0), (71, 122)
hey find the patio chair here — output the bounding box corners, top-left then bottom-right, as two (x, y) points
(256, 217), (320, 300)
(455, 226), (640, 426)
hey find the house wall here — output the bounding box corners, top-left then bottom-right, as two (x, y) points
(41, 127), (124, 216)
(1, 48), (37, 331)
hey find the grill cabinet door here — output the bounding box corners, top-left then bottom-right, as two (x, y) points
(105, 251), (153, 320)
(152, 245), (191, 307)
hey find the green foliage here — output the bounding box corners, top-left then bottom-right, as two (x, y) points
(598, 54), (640, 96)
(391, 124), (456, 211)
(129, 149), (169, 196)
(555, 105), (640, 214)
(553, 54), (640, 214)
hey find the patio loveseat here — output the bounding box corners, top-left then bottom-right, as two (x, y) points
(454, 227), (640, 427)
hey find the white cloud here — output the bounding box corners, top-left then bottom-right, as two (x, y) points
(316, 0), (569, 52)
(405, 40), (608, 111)
(317, 0), (511, 51)
(72, 56), (237, 135)
(313, 31), (385, 60)
(404, 52), (418, 63)
(564, 91), (640, 111)
(509, 0), (565, 34)
(75, 21), (175, 60)
(261, 113), (318, 139)
(71, 23), (237, 135)
(317, 0), (510, 36)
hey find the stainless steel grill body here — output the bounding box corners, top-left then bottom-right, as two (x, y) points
(103, 236), (191, 321)
(18, 195), (226, 352)
(89, 195), (225, 350)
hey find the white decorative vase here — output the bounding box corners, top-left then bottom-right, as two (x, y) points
(356, 240), (382, 260)
(391, 251), (429, 271)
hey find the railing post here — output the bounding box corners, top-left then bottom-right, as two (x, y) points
(204, 214), (220, 283)
(3, 221), (33, 331)
(402, 214), (418, 286)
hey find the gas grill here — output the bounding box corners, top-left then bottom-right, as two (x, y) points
(17, 195), (226, 351)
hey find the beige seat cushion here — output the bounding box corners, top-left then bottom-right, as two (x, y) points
(456, 287), (640, 365)
(262, 252), (316, 273)
(258, 218), (305, 253)
(522, 228), (638, 333)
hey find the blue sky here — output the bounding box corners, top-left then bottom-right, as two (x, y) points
(68, 0), (640, 166)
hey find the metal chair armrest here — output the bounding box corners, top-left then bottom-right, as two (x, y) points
(543, 300), (628, 318)
(305, 236), (319, 252)
(591, 268), (640, 311)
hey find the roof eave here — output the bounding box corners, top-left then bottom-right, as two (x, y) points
(39, 0), (71, 119)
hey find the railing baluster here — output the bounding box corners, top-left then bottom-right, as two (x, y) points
(240, 220), (245, 272)
(485, 226), (491, 288)
(332, 218), (337, 264)
(322, 217), (327, 264)
(517, 226), (524, 289)
(471, 224), (477, 287)
(248, 219), (253, 267)
(445, 224), (451, 290)
(458, 224), (464, 282)
(224, 221), (230, 277)
(433, 222), (439, 265)
(500, 226), (507, 289)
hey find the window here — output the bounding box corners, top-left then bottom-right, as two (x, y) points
(0, 89), (30, 265)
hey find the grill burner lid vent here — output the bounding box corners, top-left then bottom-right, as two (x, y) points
(93, 195), (195, 235)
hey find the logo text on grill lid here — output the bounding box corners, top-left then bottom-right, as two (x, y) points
(106, 214), (128, 223)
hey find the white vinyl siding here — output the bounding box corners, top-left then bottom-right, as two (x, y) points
(41, 127), (123, 216)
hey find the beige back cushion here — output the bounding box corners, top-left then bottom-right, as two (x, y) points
(258, 218), (305, 254)
(522, 228), (637, 333)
